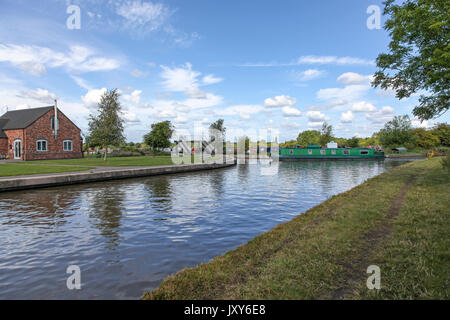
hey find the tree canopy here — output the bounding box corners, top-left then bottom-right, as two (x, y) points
(209, 119), (226, 142)
(143, 121), (174, 151)
(372, 0), (449, 120)
(297, 130), (321, 146)
(87, 89), (125, 159)
(319, 122), (333, 146)
(378, 115), (413, 147)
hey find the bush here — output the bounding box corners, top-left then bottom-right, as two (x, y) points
(441, 152), (450, 172)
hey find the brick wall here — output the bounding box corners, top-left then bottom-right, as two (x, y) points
(22, 109), (83, 160)
(0, 138), (8, 157)
(5, 129), (24, 160)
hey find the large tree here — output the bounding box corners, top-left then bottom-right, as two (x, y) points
(144, 121), (174, 151)
(319, 122), (333, 146)
(372, 0), (449, 120)
(88, 89), (125, 160)
(378, 115), (413, 147)
(297, 130), (321, 146)
(209, 119), (226, 142)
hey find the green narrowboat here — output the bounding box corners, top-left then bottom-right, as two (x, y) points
(279, 146), (385, 160)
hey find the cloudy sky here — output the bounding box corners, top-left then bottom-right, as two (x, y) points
(0, 0), (447, 142)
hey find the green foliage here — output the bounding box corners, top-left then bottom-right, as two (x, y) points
(346, 136), (360, 148)
(297, 130), (320, 146)
(87, 89), (125, 149)
(378, 115), (413, 148)
(441, 152), (450, 172)
(372, 0), (450, 120)
(319, 122), (333, 146)
(143, 121), (174, 150)
(209, 119), (226, 138)
(412, 128), (440, 149)
(432, 123), (450, 146)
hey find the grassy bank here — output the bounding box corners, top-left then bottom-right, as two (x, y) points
(24, 155), (174, 167)
(0, 164), (91, 177)
(143, 158), (449, 300)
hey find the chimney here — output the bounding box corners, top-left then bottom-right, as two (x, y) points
(54, 99), (58, 138)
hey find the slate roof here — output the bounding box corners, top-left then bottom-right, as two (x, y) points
(0, 106), (53, 137)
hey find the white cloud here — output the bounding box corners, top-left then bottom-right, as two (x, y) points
(351, 101), (377, 113)
(365, 106), (395, 124)
(282, 106), (302, 117)
(340, 110), (354, 123)
(317, 84), (370, 103)
(307, 110), (329, 122)
(0, 44), (120, 76)
(123, 111), (141, 125)
(116, 0), (172, 33)
(123, 90), (142, 105)
(308, 121), (325, 128)
(216, 105), (264, 120)
(297, 55), (374, 66)
(295, 69), (324, 81)
(71, 75), (92, 90)
(160, 62), (200, 93)
(264, 95), (297, 108)
(17, 88), (57, 104)
(130, 69), (148, 78)
(202, 74), (223, 85)
(337, 72), (372, 85)
(237, 55), (375, 67)
(82, 88), (107, 108)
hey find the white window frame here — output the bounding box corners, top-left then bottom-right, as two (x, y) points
(320, 149), (326, 155)
(36, 139), (48, 152)
(63, 140), (73, 151)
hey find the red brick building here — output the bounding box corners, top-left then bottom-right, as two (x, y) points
(0, 106), (83, 160)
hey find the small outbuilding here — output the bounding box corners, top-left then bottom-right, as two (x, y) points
(391, 147), (407, 154)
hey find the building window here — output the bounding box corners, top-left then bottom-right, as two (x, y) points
(360, 150), (369, 155)
(320, 149), (326, 155)
(308, 149), (313, 155)
(343, 150), (350, 155)
(36, 140), (48, 152)
(63, 140), (73, 151)
(51, 116), (59, 130)
(332, 150), (336, 155)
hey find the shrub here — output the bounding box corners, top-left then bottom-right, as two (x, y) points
(441, 152), (450, 172)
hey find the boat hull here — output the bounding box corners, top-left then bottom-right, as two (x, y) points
(279, 147), (385, 161)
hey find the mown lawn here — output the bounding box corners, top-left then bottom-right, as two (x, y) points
(0, 164), (91, 177)
(143, 158), (449, 300)
(24, 155), (174, 167)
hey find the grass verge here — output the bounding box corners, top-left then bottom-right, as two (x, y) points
(143, 158), (449, 300)
(22, 155), (174, 167)
(0, 164), (91, 177)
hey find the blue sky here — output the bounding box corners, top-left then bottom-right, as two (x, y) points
(0, 0), (447, 142)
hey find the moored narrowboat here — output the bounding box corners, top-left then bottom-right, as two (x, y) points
(279, 145), (385, 161)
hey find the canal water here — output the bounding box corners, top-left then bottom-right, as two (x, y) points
(0, 159), (414, 299)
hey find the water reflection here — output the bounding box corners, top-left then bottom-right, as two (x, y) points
(0, 159), (415, 299)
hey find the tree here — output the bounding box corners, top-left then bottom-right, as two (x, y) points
(143, 121), (174, 151)
(378, 115), (413, 147)
(209, 119), (226, 142)
(372, 0), (450, 120)
(346, 136), (360, 148)
(88, 89), (125, 160)
(432, 123), (450, 146)
(319, 122), (333, 146)
(297, 130), (321, 146)
(412, 128), (440, 149)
